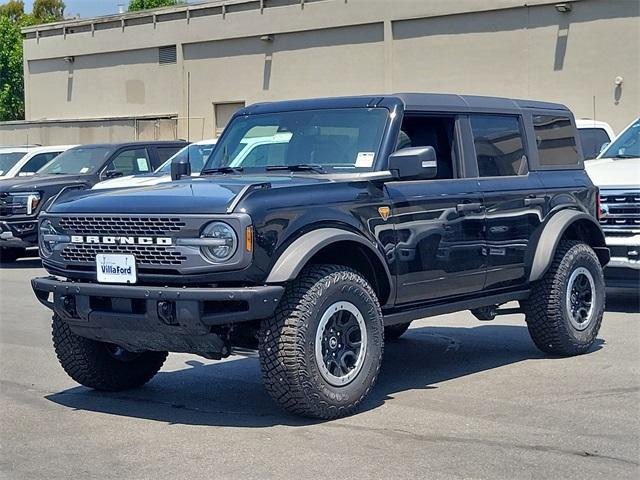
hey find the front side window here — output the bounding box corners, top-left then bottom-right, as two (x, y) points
(533, 115), (580, 166)
(470, 115), (527, 177)
(600, 119), (639, 159)
(38, 147), (112, 175)
(105, 148), (151, 176)
(0, 152), (26, 176)
(204, 108), (389, 173)
(157, 143), (217, 174)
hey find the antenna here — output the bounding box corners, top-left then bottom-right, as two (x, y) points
(187, 71), (191, 172)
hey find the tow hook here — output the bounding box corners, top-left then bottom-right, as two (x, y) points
(157, 301), (177, 325)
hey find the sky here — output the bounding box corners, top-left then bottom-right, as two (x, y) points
(23, 0), (201, 19)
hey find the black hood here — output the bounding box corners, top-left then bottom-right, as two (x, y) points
(47, 174), (334, 214)
(0, 174), (89, 193)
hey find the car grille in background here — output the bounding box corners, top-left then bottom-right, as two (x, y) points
(61, 244), (187, 266)
(600, 191), (640, 232)
(58, 216), (186, 236)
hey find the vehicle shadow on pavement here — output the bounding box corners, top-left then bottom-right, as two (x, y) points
(606, 292), (640, 313)
(45, 323), (604, 427)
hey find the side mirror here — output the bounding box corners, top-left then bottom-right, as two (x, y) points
(171, 156), (191, 181)
(104, 170), (123, 179)
(388, 146), (438, 180)
(599, 142), (610, 154)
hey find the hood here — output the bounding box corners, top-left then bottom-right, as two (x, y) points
(48, 174), (333, 215)
(0, 173), (89, 193)
(92, 173), (167, 190)
(585, 157), (640, 190)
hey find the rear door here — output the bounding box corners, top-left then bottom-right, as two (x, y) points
(469, 114), (546, 290)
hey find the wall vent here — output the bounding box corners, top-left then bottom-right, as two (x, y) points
(158, 45), (177, 65)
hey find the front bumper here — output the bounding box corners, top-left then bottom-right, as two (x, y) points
(0, 220), (38, 248)
(31, 276), (284, 356)
(604, 234), (640, 270)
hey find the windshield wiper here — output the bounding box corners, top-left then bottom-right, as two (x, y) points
(612, 154), (637, 159)
(266, 164), (326, 174)
(201, 166), (244, 175)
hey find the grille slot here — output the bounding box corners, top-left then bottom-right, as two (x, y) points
(599, 192), (640, 231)
(61, 244), (187, 266)
(58, 216), (186, 236)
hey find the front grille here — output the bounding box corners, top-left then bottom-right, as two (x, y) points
(600, 191), (640, 232)
(61, 244), (187, 266)
(58, 216), (186, 236)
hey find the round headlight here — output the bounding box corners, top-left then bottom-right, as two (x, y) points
(200, 222), (238, 263)
(39, 219), (56, 258)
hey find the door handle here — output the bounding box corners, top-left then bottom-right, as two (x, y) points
(456, 202), (483, 213)
(524, 197), (546, 207)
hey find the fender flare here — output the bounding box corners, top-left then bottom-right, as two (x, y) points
(529, 210), (608, 282)
(265, 227), (393, 292)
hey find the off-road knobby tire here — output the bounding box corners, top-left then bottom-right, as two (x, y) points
(384, 322), (411, 340)
(52, 314), (168, 391)
(0, 247), (25, 263)
(523, 240), (605, 356)
(259, 264), (384, 419)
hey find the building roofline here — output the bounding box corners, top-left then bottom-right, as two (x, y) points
(21, 0), (258, 33)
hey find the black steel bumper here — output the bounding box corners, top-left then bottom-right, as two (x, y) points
(31, 276), (285, 356)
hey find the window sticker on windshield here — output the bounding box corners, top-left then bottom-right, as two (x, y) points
(137, 158), (149, 171)
(355, 152), (375, 168)
(80, 167), (89, 173)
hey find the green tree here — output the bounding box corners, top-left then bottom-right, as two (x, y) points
(32, 0), (65, 21)
(0, 0), (23, 21)
(0, 1), (57, 121)
(128, 0), (180, 12)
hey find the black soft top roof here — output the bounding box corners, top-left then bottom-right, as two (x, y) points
(241, 93), (569, 116)
(66, 140), (188, 152)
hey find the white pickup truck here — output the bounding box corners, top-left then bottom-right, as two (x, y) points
(585, 117), (640, 291)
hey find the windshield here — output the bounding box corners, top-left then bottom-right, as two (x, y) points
(204, 108), (389, 173)
(0, 152), (27, 175)
(37, 147), (111, 175)
(600, 119), (640, 159)
(157, 142), (217, 174)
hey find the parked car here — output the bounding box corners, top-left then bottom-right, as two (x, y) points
(585, 117), (640, 291)
(31, 94), (608, 419)
(0, 141), (186, 262)
(576, 119), (615, 160)
(0, 145), (76, 179)
(93, 139), (218, 190)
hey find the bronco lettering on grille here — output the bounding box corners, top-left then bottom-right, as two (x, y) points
(70, 236), (172, 245)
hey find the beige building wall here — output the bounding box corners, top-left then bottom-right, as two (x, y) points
(2, 0), (637, 145)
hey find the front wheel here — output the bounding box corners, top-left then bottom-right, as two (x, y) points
(52, 315), (168, 391)
(523, 240), (605, 356)
(259, 265), (384, 419)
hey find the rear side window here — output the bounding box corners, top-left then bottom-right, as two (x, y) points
(533, 115), (580, 166)
(20, 152), (60, 174)
(578, 128), (610, 160)
(470, 115), (528, 177)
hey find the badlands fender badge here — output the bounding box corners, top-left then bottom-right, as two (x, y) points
(378, 206), (390, 221)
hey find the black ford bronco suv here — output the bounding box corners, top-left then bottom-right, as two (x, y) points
(32, 94), (609, 419)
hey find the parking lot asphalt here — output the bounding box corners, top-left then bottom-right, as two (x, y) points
(0, 255), (638, 480)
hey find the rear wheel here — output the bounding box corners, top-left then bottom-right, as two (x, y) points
(52, 314), (167, 391)
(523, 240), (604, 356)
(259, 265), (384, 419)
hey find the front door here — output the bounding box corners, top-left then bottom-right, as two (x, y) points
(385, 114), (486, 305)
